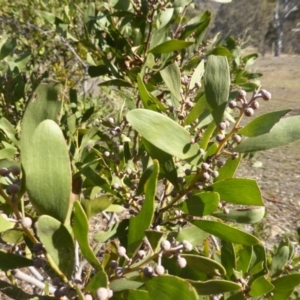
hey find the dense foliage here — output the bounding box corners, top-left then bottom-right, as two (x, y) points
(0, 0), (300, 299)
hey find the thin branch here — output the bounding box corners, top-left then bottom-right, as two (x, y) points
(13, 269), (56, 294)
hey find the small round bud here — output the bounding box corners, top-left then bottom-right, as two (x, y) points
(216, 134), (225, 142)
(216, 160), (225, 168)
(6, 184), (20, 195)
(195, 82), (202, 89)
(181, 75), (189, 85)
(112, 183), (120, 190)
(170, 190), (178, 197)
(54, 287), (68, 299)
(84, 294), (93, 300)
(232, 134), (242, 143)
(137, 250), (146, 259)
(196, 183), (203, 190)
(231, 152), (239, 160)
(184, 169), (192, 176)
(236, 90), (247, 100)
(228, 100), (237, 109)
(260, 89), (271, 101)
(117, 246), (127, 257)
(181, 240), (193, 251)
(178, 113), (185, 120)
(114, 126), (121, 133)
(143, 266), (154, 277)
(115, 267), (124, 277)
(160, 240), (171, 251)
(251, 100), (259, 109)
(0, 168), (10, 176)
(202, 171), (210, 181)
(107, 289), (113, 298)
(109, 260), (118, 269)
(9, 165), (21, 176)
(154, 265), (165, 275)
(185, 101), (194, 109)
(177, 257), (187, 268)
(104, 151), (110, 157)
(52, 277), (61, 287)
(218, 121), (227, 130)
(244, 107), (254, 117)
(212, 170), (219, 178)
(32, 243), (44, 253)
(201, 162), (210, 171)
(108, 117), (114, 124)
(177, 177), (186, 184)
(223, 207), (230, 214)
(21, 217), (32, 228)
(33, 257), (44, 268)
(96, 287), (109, 300)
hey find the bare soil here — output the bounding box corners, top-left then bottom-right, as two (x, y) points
(236, 53), (300, 246)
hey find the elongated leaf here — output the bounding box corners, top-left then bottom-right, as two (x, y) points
(0, 214), (14, 232)
(182, 254), (226, 276)
(238, 110), (291, 137)
(204, 178), (263, 206)
(180, 192), (219, 216)
(81, 195), (113, 219)
(189, 279), (241, 295)
(0, 118), (19, 146)
(270, 239), (290, 277)
(175, 224), (209, 247)
(36, 215), (74, 279)
(98, 79), (132, 87)
(0, 251), (32, 271)
(189, 60), (205, 90)
(249, 276), (274, 297)
(127, 160), (159, 257)
(1, 229), (23, 244)
(234, 116), (300, 153)
(73, 201), (103, 271)
(192, 220), (260, 245)
(213, 207), (265, 224)
(127, 109), (201, 164)
(110, 279), (143, 292)
(84, 271), (108, 295)
(194, 11), (211, 46)
(149, 40), (193, 54)
(204, 55), (230, 124)
(145, 230), (165, 253)
(21, 82), (62, 171)
(216, 155), (241, 181)
(146, 275), (198, 300)
(142, 138), (178, 188)
(184, 94), (207, 126)
(221, 241), (236, 279)
(128, 290), (151, 300)
(271, 274), (300, 300)
(237, 246), (253, 274)
(137, 74), (165, 111)
(0, 280), (53, 300)
(25, 120), (71, 222)
(0, 38), (16, 60)
(160, 62), (182, 104)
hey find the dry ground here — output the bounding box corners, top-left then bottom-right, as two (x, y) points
(236, 53), (300, 246)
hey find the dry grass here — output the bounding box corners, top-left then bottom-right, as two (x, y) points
(236, 53), (300, 245)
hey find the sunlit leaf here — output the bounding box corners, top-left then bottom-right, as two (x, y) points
(192, 220), (260, 245)
(127, 109), (201, 164)
(238, 110), (291, 137)
(204, 178), (263, 206)
(149, 40), (193, 54)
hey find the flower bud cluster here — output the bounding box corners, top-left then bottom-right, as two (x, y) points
(0, 166), (21, 198)
(228, 89), (271, 118)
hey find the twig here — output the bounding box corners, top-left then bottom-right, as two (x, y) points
(12, 269), (56, 294)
